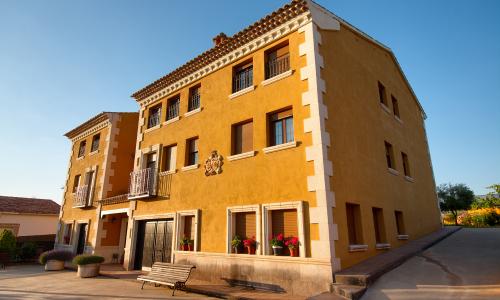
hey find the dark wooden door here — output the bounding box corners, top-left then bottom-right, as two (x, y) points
(76, 224), (87, 254)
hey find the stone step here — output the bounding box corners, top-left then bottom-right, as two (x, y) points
(334, 274), (369, 286)
(331, 284), (366, 300)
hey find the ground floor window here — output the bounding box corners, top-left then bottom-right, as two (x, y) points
(61, 222), (73, 245)
(346, 203), (363, 245)
(176, 210), (199, 252)
(372, 207), (387, 244)
(227, 205), (260, 255)
(395, 210), (406, 235)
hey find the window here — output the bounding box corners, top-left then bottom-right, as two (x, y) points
(346, 203), (363, 245)
(232, 60), (253, 93)
(378, 81), (387, 106)
(372, 207), (386, 244)
(72, 175), (81, 193)
(176, 210), (199, 251)
(265, 43), (290, 79)
(77, 140), (86, 158)
(271, 209), (298, 256)
(147, 104), (161, 128)
(391, 95), (400, 118)
(62, 223), (73, 245)
(166, 96), (180, 121)
(232, 120), (253, 155)
(401, 152), (411, 177)
(145, 152), (157, 170)
(395, 211), (406, 235)
(385, 141), (395, 170)
(91, 134), (100, 152)
(188, 85), (201, 111)
(186, 138), (199, 166)
(269, 108), (294, 146)
(161, 145), (177, 172)
(233, 211), (257, 253)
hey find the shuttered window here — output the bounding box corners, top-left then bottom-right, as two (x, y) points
(234, 212), (256, 239)
(271, 209), (298, 237)
(232, 120), (253, 155)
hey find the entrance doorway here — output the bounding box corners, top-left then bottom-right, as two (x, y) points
(76, 223), (88, 254)
(134, 219), (173, 270)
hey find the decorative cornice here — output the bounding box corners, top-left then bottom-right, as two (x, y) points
(138, 12), (312, 108)
(70, 119), (110, 143)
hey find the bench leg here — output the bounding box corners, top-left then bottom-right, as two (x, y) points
(141, 281), (145, 290)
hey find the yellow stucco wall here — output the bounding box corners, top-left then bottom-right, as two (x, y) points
(135, 32), (316, 254)
(319, 25), (441, 269)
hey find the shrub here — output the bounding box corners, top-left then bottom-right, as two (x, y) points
(0, 230), (16, 253)
(20, 242), (37, 260)
(459, 208), (500, 227)
(72, 254), (105, 265)
(39, 250), (74, 265)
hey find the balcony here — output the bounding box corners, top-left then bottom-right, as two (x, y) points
(98, 193), (129, 206)
(128, 168), (157, 199)
(73, 185), (90, 207)
(266, 53), (290, 79)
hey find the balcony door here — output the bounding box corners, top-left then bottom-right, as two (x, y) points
(134, 219), (173, 270)
(76, 223), (88, 255)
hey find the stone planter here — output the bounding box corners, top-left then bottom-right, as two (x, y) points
(272, 245), (283, 256)
(45, 260), (65, 271)
(77, 263), (101, 278)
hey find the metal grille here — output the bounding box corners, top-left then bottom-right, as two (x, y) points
(188, 91), (200, 111)
(128, 168), (157, 199)
(167, 98), (180, 120)
(232, 67), (253, 93)
(98, 194), (129, 206)
(266, 53), (290, 79)
(148, 108), (161, 128)
(73, 185), (89, 207)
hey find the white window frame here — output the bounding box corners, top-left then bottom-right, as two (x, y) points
(175, 210), (200, 252)
(262, 201), (305, 257)
(226, 205), (261, 255)
(84, 165), (98, 206)
(61, 221), (74, 245)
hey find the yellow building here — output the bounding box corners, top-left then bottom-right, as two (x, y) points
(58, 0), (441, 296)
(56, 112), (138, 262)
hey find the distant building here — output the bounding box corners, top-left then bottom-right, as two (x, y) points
(0, 196), (60, 241)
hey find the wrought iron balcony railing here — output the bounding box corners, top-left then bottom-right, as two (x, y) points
(232, 67), (253, 93)
(128, 168), (157, 199)
(73, 185), (90, 207)
(266, 53), (290, 79)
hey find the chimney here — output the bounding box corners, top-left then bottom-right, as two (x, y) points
(213, 32), (229, 47)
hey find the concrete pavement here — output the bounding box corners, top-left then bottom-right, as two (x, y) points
(362, 228), (500, 299)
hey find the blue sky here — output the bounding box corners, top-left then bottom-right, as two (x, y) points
(0, 0), (498, 203)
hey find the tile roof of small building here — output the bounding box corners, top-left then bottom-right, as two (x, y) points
(0, 196), (60, 215)
(131, 0), (309, 101)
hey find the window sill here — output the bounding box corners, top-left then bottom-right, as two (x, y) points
(159, 170), (176, 175)
(261, 70), (293, 86)
(89, 150), (99, 156)
(375, 243), (391, 250)
(184, 107), (202, 118)
(263, 141), (297, 154)
(397, 234), (409, 240)
(77, 156), (85, 161)
(163, 116), (180, 125)
(388, 168), (399, 176)
(144, 124), (160, 133)
(348, 244), (368, 252)
(404, 176), (414, 183)
(181, 164), (199, 172)
(380, 103), (391, 114)
(229, 85), (255, 99)
(395, 115), (403, 124)
(227, 151), (256, 161)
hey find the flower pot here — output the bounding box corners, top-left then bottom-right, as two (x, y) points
(289, 247), (299, 257)
(272, 245), (283, 256)
(181, 244), (189, 251)
(188, 244), (193, 251)
(45, 260), (65, 271)
(246, 246), (255, 255)
(233, 247), (240, 254)
(77, 263), (101, 278)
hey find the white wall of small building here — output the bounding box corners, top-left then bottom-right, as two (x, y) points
(0, 213), (58, 236)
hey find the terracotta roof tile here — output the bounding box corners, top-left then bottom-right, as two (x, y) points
(0, 196), (60, 215)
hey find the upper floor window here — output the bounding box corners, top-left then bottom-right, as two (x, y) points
(147, 104), (161, 128)
(265, 43), (290, 79)
(77, 140), (86, 158)
(161, 144), (177, 172)
(269, 108), (294, 146)
(391, 95), (400, 118)
(232, 120), (253, 155)
(378, 81), (387, 106)
(188, 85), (201, 111)
(91, 134), (100, 152)
(232, 60), (253, 93)
(401, 152), (411, 177)
(72, 174), (81, 193)
(385, 141), (395, 170)
(167, 96), (180, 121)
(145, 152), (157, 170)
(186, 137), (199, 166)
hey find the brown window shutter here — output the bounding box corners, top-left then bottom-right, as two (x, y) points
(241, 121), (253, 153)
(275, 44), (289, 57)
(271, 209), (298, 237)
(235, 212), (256, 239)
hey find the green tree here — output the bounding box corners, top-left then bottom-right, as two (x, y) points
(0, 230), (17, 254)
(471, 184), (500, 209)
(437, 183), (475, 225)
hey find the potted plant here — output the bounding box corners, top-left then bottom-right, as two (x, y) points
(179, 236), (193, 251)
(73, 254), (105, 278)
(231, 235), (242, 254)
(39, 249), (74, 271)
(285, 236), (300, 257)
(243, 237), (256, 255)
(270, 233), (284, 256)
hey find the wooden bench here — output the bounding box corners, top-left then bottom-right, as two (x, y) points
(137, 262), (196, 296)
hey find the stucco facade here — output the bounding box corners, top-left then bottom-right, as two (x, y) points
(58, 0), (441, 297)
